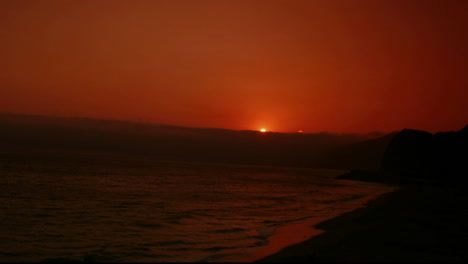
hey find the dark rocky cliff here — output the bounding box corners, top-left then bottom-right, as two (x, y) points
(380, 125), (468, 185)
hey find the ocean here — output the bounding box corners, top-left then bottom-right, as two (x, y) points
(0, 151), (395, 262)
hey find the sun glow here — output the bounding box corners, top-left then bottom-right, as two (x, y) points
(260, 128), (267, 133)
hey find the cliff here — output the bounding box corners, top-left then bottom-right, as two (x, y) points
(379, 125), (468, 185)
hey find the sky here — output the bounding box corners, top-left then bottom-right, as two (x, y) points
(1, 0), (467, 133)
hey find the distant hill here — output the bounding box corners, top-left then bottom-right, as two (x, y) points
(0, 113), (392, 169)
(316, 132), (398, 171)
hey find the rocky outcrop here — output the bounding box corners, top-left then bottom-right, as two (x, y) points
(379, 125), (468, 185)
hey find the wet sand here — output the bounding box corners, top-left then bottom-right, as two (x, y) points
(258, 184), (468, 262)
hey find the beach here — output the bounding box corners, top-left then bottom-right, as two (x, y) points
(258, 184), (468, 262)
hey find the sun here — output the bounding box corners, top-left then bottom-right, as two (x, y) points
(260, 128), (267, 133)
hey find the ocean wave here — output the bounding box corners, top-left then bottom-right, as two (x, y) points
(340, 193), (367, 201)
(39, 253), (115, 263)
(167, 247), (191, 251)
(129, 247), (151, 252)
(197, 253), (236, 262)
(250, 195), (298, 201)
(32, 213), (55, 218)
(122, 252), (172, 258)
(43, 234), (66, 238)
(207, 227), (247, 234)
(247, 240), (270, 247)
(163, 213), (196, 222)
(249, 227), (276, 239)
(184, 209), (217, 217)
(314, 194), (367, 204)
(140, 240), (197, 247)
(54, 245), (97, 251)
(0, 252), (23, 257)
(200, 246), (239, 252)
(134, 222), (165, 229)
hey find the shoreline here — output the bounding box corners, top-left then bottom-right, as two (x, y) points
(256, 183), (468, 262)
(219, 183), (397, 263)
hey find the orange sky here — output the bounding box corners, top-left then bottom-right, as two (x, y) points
(1, 0), (467, 133)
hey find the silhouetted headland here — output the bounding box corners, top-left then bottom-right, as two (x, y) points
(260, 124), (468, 262)
(338, 124), (468, 187)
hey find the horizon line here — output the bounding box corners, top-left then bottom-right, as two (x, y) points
(0, 111), (443, 135)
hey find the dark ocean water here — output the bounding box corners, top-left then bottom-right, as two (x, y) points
(0, 152), (395, 262)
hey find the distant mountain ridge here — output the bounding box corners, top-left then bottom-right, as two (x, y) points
(317, 132), (399, 171)
(0, 113), (394, 169)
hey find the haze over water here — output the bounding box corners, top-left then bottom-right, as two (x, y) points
(0, 153), (394, 262)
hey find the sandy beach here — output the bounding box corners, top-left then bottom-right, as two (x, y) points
(258, 184), (468, 262)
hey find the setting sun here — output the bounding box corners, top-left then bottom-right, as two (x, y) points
(260, 128), (267, 133)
